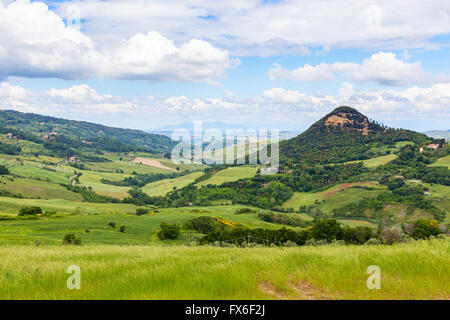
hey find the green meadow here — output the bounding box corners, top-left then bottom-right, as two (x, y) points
(142, 171), (204, 196)
(0, 197), (140, 215)
(0, 239), (448, 300)
(196, 166), (259, 187)
(283, 182), (385, 210)
(0, 176), (82, 201)
(429, 155), (450, 169)
(0, 205), (287, 245)
(345, 154), (397, 168)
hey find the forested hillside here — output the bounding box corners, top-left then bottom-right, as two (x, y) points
(0, 110), (175, 156)
(280, 106), (434, 164)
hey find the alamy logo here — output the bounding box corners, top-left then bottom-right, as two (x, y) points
(66, 265), (81, 290)
(170, 121), (279, 175)
(366, 265), (381, 290)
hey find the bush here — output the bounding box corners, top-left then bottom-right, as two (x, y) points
(18, 206), (42, 216)
(193, 216), (217, 233)
(136, 208), (149, 216)
(62, 233), (81, 245)
(0, 165), (9, 175)
(157, 223), (181, 240)
(380, 226), (403, 244)
(310, 219), (343, 242)
(108, 221), (116, 228)
(342, 226), (372, 244)
(365, 238), (381, 245)
(413, 219), (441, 239)
(119, 225), (127, 233)
(234, 208), (256, 214)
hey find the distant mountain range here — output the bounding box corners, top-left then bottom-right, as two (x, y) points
(150, 121), (300, 141)
(423, 130), (450, 141)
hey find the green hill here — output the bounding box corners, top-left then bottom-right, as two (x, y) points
(280, 106), (432, 164)
(0, 110), (176, 156)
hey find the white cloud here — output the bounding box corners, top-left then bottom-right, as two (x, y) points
(54, 0), (450, 56)
(269, 52), (429, 86)
(0, 1), (234, 83)
(105, 32), (234, 83)
(263, 88), (309, 104)
(1, 81), (449, 130)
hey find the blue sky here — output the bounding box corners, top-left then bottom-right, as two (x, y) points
(1, 0), (450, 131)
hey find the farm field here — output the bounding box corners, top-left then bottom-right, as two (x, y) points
(283, 182), (384, 210)
(338, 219), (377, 228)
(429, 155), (450, 169)
(0, 205), (288, 245)
(76, 170), (132, 199)
(0, 239), (448, 299)
(345, 154), (397, 168)
(142, 171), (204, 196)
(0, 159), (72, 185)
(196, 166), (259, 187)
(0, 176), (82, 201)
(0, 197), (141, 215)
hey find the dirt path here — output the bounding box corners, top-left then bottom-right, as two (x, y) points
(131, 158), (176, 171)
(259, 281), (331, 300)
(324, 182), (377, 198)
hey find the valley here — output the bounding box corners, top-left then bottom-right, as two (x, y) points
(0, 107), (448, 300)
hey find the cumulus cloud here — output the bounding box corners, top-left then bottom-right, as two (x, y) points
(105, 32), (234, 83)
(54, 0), (450, 56)
(2, 81), (449, 130)
(263, 88), (309, 104)
(269, 52), (429, 86)
(0, 1), (234, 83)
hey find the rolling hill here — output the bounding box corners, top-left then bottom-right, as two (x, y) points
(280, 106), (432, 164)
(0, 110), (176, 155)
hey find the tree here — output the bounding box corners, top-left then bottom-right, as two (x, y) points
(310, 219), (343, 242)
(157, 223), (181, 240)
(0, 165), (9, 175)
(62, 233), (81, 245)
(18, 206), (42, 216)
(413, 219), (441, 239)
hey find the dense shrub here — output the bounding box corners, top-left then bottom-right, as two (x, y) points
(258, 211), (309, 227)
(234, 208), (256, 214)
(310, 219), (343, 242)
(365, 238), (381, 245)
(413, 219), (441, 239)
(190, 216), (218, 234)
(119, 225), (127, 233)
(18, 206), (42, 216)
(342, 226), (372, 244)
(136, 208), (149, 216)
(62, 233), (81, 245)
(380, 226), (403, 244)
(199, 227), (309, 246)
(108, 221), (116, 228)
(157, 223), (181, 240)
(0, 165), (9, 175)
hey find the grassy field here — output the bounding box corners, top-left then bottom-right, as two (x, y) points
(338, 219), (377, 228)
(0, 176), (82, 201)
(283, 182), (384, 210)
(76, 170), (131, 200)
(85, 160), (173, 174)
(0, 239), (448, 299)
(0, 197), (141, 215)
(142, 171), (204, 196)
(196, 166), (259, 187)
(0, 205), (285, 245)
(429, 155), (450, 169)
(345, 154), (397, 168)
(0, 159), (72, 185)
